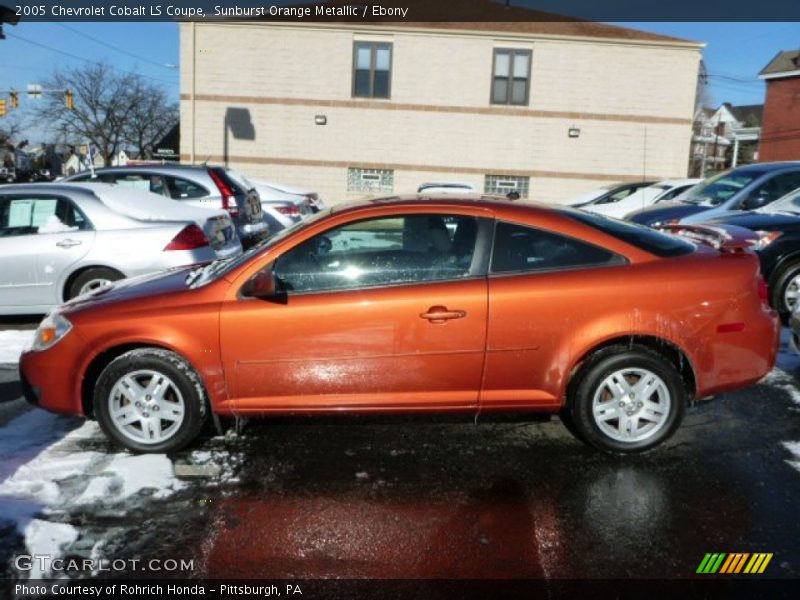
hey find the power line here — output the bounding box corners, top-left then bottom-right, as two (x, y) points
(54, 23), (178, 72)
(5, 32), (178, 86)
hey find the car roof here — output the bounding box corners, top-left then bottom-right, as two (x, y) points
(0, 182), (104, 196)
(77, 164), (212, 174)
(329, 193), (544, 217)
(729, 162), (800, 173)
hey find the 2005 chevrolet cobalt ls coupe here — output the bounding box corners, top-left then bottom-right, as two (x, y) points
(20, 196), (779, 454)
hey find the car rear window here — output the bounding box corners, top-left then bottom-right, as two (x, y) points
(559, 209), (695, 257)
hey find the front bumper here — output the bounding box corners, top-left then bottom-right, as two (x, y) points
(18, 330), (88, 416)
(19, 363), (40, 406)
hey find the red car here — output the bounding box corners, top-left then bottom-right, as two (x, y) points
(19, 196), (779, 454)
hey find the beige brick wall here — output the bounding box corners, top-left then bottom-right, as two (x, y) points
(180, 22), (701, 205)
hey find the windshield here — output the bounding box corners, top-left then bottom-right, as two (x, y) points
(186, 208), (332, 287)
(682, 170), (764, 207)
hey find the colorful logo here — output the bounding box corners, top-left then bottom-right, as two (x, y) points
(696, 553), (773, 574)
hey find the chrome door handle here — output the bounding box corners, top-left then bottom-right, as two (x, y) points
(56, 239), (82, 248)
(420, 306), (467, 323)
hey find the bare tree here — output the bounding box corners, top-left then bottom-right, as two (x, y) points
(123, 77), (178, 159)
(36, 62), (178, 164)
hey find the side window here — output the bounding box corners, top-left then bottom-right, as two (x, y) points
(166, 176), (209, 199)
(111, 173), (171, 197)
(491, 221), (624, 274)
(756, 172), (800, 204)
(274, 214), (481, 293)
(0, 196), (89, 236)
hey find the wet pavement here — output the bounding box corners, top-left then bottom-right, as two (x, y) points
(1, 330), (799, 583)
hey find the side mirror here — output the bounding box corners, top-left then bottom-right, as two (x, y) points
(243, 269), (278, 299)
(742, 192), (770, 210)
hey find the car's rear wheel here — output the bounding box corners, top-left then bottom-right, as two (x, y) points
(68, 267), (124, 300)
(94, 349), (207, 453)
(772, 262), (800, 320)
(567, 348), (685, 453)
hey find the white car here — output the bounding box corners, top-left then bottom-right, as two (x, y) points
(583, 179), (701, 218)
(418, 181), (476, 194)
(0, 183), (241, 314)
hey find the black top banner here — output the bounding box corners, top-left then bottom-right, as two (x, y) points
(2, 0), (800, 23)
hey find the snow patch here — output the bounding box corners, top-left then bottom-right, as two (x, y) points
(783, 442), (800, 474)
(0, 330), (35, 364)
(0, 411), (184, 578)
(23, 520), (79, 579)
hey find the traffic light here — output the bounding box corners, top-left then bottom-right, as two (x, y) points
(65, 89), (74, 110)
(0, 99), (6, 117)
(9, 91), (18, 109)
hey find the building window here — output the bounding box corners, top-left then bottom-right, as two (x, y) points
(348, 168), (394, 193)
(491, 49), (531, 105)
(353, 42), (392, 99)
(485, 175), (530, 198)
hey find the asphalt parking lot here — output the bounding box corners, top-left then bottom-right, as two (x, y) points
(1, 319), (799, 584)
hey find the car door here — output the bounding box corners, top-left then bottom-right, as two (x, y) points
(0, 194), (94, 310)
(482, 220), (628, 408)
(220, 212), (491, 411)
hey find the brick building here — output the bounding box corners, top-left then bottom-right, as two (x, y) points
(759, 49), (800, 162)
(179, 4), (702, 204)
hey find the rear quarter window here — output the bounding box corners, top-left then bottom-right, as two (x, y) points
(491, 221), (626, 274)
(560, 209), (695, 257)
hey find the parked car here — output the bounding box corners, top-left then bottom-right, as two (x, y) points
(236, 175), (315, 226)
(583, 179), (701, 219)
(703, 186), (800, 319)
(418, 182), (476, 194)
(563, 181), (657, 207)
(63, 164), (269, 246)
(20, 195), (778, 454)
(0, 182), (241, 314)
(626, 163), (800, 226)
(249, 177), (325, 212)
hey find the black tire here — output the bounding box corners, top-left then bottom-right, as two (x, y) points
(566, 347), (686, 454)
(68, 267), (124, 300)
(771, 262), (800, 322)
(94, 349), (208, 453)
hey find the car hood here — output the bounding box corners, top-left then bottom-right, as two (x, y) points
(705, 211), (800, 232)
(625, 202), (709, 225)
(59, 266), (200, 315)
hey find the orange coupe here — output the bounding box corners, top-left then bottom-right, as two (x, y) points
(19, 196), (779, 453)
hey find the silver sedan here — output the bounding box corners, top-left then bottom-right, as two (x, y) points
(0, 182), (241, 315)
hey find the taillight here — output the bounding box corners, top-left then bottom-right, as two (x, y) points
(758, 277), (769, 307)
(275, 205), (300, 216)
(208, 169), (239, 217)
(164, 225), (209, 251)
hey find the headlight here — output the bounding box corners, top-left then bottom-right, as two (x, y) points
(753, 231), (782, 251)
(31, 313), (73, 352)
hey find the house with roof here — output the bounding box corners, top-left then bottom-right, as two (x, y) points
(759, 49), (800, 162)
(179, 1), (703, 203)
(689, 102), (762, 176)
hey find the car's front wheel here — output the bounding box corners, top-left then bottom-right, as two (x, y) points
(567, 348), (685, 453)
(94, 349), (207, 453)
